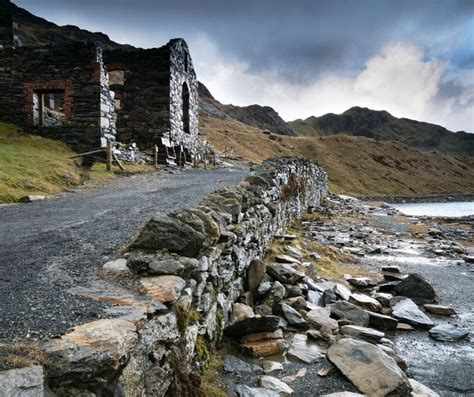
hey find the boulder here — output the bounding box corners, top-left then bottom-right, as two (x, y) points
(259, 375), (294, 396)
(330, 301), (370, 327)
(340, 325), (385, 343)
(428, 324), (469, 342)
(391, 298), (434, 330)
(287, 333), (325, 364)
(423, 304), (456, 316)
(367, 311), (399, 331)
(127, 213), (207, 257)
(349, 293), (382, 312)
(224, 316), (281, 337)
(307, 307), (339, 332)
(327, 338), (411, 397)
(0, 365), (44, 397)
(394, 274), (436, 304)
(223, 355), (263, 374)
(140, 275), (186, 303)
(273, 303), (307, 328)
(263, 281), (286, 306)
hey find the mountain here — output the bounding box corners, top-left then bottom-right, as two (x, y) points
(198, 82), (295, 136)
(0, 0), (129, 49)
(289, 107), (473, 157)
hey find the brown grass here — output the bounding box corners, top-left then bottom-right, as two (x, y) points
(200, 115), (474, 198)
(0, 343), (50, 371)
(264, 223), (381, 281)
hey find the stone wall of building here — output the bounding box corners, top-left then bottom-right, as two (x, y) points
(0, 43), (116, 152)
(26, 158), (328, 396)
(104, 39), (201, 162)
(168, 39), (199, 148)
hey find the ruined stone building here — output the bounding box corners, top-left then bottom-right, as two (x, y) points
(0, 0), (201, 164)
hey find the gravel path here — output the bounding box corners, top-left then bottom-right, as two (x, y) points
(0, 166), (247, 341)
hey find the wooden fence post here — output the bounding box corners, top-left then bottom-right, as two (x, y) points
(106, 140), (112, 171)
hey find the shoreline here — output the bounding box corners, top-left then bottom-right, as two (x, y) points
(359, 193), (474, 204)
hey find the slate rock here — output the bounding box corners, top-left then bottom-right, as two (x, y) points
(248, 259), (267, 295)
(43, 319), (138, 384)
(241, 339), (286, 357)
(307, 290), (322, 305)
(409, 378), (440, 397)
(347, 276), (377, 289)
(327, 338), (411, 397)
(428, 324), (469, 342)
(259, 375), (294, 396)
(127, 252), (198, 275)
(128, 213), (206, 257)
(378, 281), (401, 293)
(267, 263), (305, 284)
(322, 289), (338, 306)
(273, 303), (307, 328)
(367, 311), (398, 331)
(307, 307), (339, 331)
(140, 275), (186, 303)
(340, 325), (385, 343)
(320, 393), (365, 397)
(423, 304), (456, 316)
(330, 301), (370, 327)
(349, 293), (382, 312)
(391, 298), (434, 330)
(224, 316), (281, 337)
(286, 246), (303, 260)
(287, 333), (325, 364)
(232, 303), (255, 323)
(0, 365), (44, 397)
(233, 384), (280, 397)
(394, 274), (436, 304)
(223, 355), (263, 374)
(276, 254), (301, 264)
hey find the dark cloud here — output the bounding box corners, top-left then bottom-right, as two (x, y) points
(14, 0), (474, 83)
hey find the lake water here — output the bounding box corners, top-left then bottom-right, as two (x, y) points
(391, 201), (474, 218)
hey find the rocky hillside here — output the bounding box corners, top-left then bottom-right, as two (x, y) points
(289, 107), (474, 157)
(200, 114), (474, 198)
(1, 0), (129, 49)
(199, 82), (295, 136)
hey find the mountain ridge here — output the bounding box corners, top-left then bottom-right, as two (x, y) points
(289, 106), (473, 157)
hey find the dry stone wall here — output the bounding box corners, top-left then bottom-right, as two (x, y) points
(0, 158), (327, 396)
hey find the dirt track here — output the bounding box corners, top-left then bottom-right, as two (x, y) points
(0, 166), (247, 341)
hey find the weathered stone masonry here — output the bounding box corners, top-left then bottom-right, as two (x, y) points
(0, 43), (117, 153)
(17, 158), (327, 396)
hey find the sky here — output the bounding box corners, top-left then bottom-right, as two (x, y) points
(15, 0), (474, 132)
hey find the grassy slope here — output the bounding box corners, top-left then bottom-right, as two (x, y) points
(200, 115), (474, 197)
(0, 122), (83, 203)
(0, 122), (154, 203)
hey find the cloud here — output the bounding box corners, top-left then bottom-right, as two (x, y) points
(194, 37), (473, 132)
